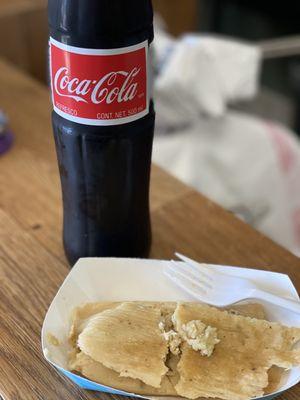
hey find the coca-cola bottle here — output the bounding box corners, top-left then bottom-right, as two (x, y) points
(48, 0), (155, 265)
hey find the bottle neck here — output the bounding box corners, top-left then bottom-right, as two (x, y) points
(48, 0), (154, 49)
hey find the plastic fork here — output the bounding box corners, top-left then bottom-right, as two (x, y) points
(164, 253), (300, 314)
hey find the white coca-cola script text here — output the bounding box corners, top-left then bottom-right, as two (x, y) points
(54, 67), (141, 104)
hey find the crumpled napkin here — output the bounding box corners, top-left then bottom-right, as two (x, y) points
(154, 29), (262, 129)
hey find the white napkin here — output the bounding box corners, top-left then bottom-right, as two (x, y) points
(154, 30), (262, 129)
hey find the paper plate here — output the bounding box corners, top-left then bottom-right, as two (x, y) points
(41, 258), (300, 400)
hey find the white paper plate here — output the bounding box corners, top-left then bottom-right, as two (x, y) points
(41, 258), (300, 400)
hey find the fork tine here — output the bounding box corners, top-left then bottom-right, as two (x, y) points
(164, 267), (207, 301)
(166, 263), (210, 293)
(175, 253), (215, 278)
(171, 260), (213, 288)
(170, 261), (212, 289)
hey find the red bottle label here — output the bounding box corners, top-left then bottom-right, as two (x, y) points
(49, 38), (149, 126)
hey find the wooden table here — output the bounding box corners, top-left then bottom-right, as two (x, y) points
(0, 0), (47, 82)
(0, 58), (300, 400)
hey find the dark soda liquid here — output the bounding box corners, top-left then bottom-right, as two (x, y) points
(52, 108), (154, 265)
(49, 0), (155, 265)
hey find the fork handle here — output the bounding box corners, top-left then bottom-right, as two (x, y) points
(253, 289), (300, 314)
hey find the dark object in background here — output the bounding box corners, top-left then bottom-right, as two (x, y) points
(48, 0), (155, 265)
(0, 111), (13, 155)
(199, 0), (300, 131)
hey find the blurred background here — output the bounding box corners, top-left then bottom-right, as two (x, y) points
(2, 0), (300, 255)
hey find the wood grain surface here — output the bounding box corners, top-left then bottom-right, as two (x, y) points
(152, 0), (198, 36)
(0, 1), (47, 82)
(0, 58), (299, 400)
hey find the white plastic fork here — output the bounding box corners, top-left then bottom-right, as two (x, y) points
(164, 253), (300, 314)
